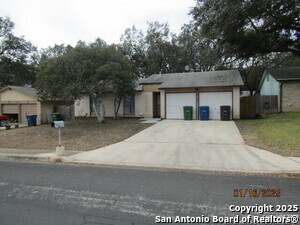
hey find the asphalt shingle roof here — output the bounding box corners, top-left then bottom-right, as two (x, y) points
(266, 67), (300, 81)
(140, 70), (244, 88)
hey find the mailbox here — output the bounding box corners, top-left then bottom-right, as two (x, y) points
(51, 121), (64, 128)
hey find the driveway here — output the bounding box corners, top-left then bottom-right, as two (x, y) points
(68, 120), (300, 174)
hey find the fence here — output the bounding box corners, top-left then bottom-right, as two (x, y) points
(55, 105), (75, 121)
(240, 95), (278, 119)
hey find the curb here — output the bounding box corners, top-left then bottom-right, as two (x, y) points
(65, 160), (300, 179)
(1, 154), (299, 178)
(0, 154), (59, 162)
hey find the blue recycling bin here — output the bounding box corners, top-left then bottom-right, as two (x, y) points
(26, 115), (37, 126)
(199, 106), (209, 120)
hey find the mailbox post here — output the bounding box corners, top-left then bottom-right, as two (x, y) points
(51, 121), (65, 156)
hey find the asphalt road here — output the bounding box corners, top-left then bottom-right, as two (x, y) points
(0, 161), (299, 225)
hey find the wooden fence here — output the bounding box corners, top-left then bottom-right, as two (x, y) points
(56, 105), (75, 121)
(240, 95), (278, 119)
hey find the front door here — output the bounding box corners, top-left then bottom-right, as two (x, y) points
(153, 92), (161, 118)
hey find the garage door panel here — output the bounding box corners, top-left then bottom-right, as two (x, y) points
(166, 93), (196, 119)
(199, 92), (232, 120)
(21, 104), (37, 124)
(2, 104), (18, 114)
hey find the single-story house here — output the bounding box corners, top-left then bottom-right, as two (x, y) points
(258, 67), (300, 112)
(0, 86), (66, 125)
(75, 70), (244, 120)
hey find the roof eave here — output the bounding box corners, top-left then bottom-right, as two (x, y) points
(276, 78), (300, 81)
(139, 82), (162, 85)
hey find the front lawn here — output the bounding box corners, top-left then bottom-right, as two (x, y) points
(0, 118), (152, 151)
(235, 112), (300, 157)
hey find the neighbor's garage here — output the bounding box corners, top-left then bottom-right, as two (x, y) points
(166, 93), (196, 119)
(1, 103), (38, 124)
(199, 92), (232, 120)
(0, 86), (39, 124)
(0, 86), (67, 125)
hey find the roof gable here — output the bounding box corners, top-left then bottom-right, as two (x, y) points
(0, 86), (39, 100)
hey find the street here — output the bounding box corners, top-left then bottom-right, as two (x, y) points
(0, 160), (299, 225)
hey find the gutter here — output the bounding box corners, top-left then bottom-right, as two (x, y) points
(158, 85), (244, 90)
(277, 78), (300, 81)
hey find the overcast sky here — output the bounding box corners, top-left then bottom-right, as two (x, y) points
(0, 0), (195, 49)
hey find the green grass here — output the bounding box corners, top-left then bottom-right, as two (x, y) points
(235, 112), (300, 157)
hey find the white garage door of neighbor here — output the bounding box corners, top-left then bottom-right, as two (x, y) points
(199, 92), (232, 120)
(166, 93), (196, 119)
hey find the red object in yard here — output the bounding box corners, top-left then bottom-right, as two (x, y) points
(0, 115), (9, 120)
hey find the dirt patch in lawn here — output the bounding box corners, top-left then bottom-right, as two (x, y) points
(235, 112), (300, 157)
(0, 118), (152, 151)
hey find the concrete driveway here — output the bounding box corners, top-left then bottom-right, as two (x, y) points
(68, 120), (300, 174)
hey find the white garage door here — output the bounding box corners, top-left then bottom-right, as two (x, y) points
(199, 92), (232, 120)
(166, 93), (196, 119)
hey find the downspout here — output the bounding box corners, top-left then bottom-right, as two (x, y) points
(195, 88), (199, 120)
(280, 82), (283, 113)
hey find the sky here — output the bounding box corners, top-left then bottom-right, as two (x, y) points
(0, 0), (195, 49)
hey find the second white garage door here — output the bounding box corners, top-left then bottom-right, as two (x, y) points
(199, 92), (232, 120)
(166, 93), (196, 119)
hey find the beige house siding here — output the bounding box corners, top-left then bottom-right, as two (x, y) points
(102, 93), (114, 117)
(134, 92), (145, 117)
(232, 87), (240, 119)
(74, 85), (242, 120)
(143, 92), (153, 118)
(36, 101), (42, 125)
(282, 81), (300, 112)
(0, 89), (36, 101)
(102, 93), (125, 117)
(75, 93), (145, 118)
(75, 95), (90, 117)
(143, 84), (160, 92)
(160, 90), (166, 118)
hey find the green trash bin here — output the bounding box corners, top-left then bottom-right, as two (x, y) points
(183, 106), (193, 120)
(51, 113), (61, 122)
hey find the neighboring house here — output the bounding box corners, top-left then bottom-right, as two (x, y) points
(258, 67), (300, 112)
(75, 70), (244, 120)
(0, 86), (66, 125)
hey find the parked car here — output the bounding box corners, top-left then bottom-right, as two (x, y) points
(0, 115), (9, 127)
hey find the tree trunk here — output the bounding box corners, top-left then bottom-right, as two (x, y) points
(114, 98), (118, 120)
(92, 94), (106, 123)
(114, 96), (123, 120)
